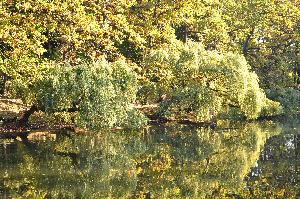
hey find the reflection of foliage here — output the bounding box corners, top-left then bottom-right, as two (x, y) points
(2, 154), (48, 199)
(133, 122), (282, 198)
(242, 134), (300, 199)
(0, 121), (292, 199)
(0, 132), (146, 198)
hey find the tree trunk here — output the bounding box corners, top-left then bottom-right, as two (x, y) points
(17, 105), (38, 127)
(243, 28), (255, 56)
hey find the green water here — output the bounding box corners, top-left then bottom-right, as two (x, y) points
(0, 120), (299, 198)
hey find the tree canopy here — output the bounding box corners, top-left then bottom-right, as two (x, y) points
(141, 41), (281, 121)
(1, 0), (300, 129)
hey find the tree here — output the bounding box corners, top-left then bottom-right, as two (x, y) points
(0, 0), (141, 94)
(140, 41), (282, 121)
(11, 59), (146, 130)
(179, 0), (300, 88)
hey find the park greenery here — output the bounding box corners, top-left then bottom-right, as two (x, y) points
(1, 0), (300, 130)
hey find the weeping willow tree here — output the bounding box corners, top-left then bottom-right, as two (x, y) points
(140, 41), (282, 121)
(8, 59), (147, 130)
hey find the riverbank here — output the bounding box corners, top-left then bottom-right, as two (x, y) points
(0, 96), (295, 140)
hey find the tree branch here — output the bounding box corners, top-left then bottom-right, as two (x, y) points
(17, 105), (38, 127)
(17, 103), (79, 127)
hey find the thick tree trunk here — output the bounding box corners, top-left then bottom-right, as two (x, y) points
(17, 102), (79, 127)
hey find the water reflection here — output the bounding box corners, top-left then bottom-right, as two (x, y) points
(246, 133), (300, 198)
(0, 121), (298, 198)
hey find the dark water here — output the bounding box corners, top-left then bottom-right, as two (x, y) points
(0, 120), (299, 198)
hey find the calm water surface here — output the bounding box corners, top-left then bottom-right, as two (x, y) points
(0, 120), (299, 198)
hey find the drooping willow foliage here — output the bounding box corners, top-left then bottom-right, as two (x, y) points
(141, 41), (282, 121)
(9, 60), (147, 130)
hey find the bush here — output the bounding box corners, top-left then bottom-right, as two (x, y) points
(157, 86), (223, 121)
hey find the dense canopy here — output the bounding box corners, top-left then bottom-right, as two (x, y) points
(141, 41), (282, 121)
(0, 0), (300, 129)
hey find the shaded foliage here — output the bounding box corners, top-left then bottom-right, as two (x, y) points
(266, 88), (300, 115)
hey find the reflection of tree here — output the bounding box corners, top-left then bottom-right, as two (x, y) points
(0, 122), (286, 198)
(133, 122), (281, 198)
(0, 132), (146, 198)
(244, 134), (300, 198)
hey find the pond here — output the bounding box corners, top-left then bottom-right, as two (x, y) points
(0, 119), (299, 198)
